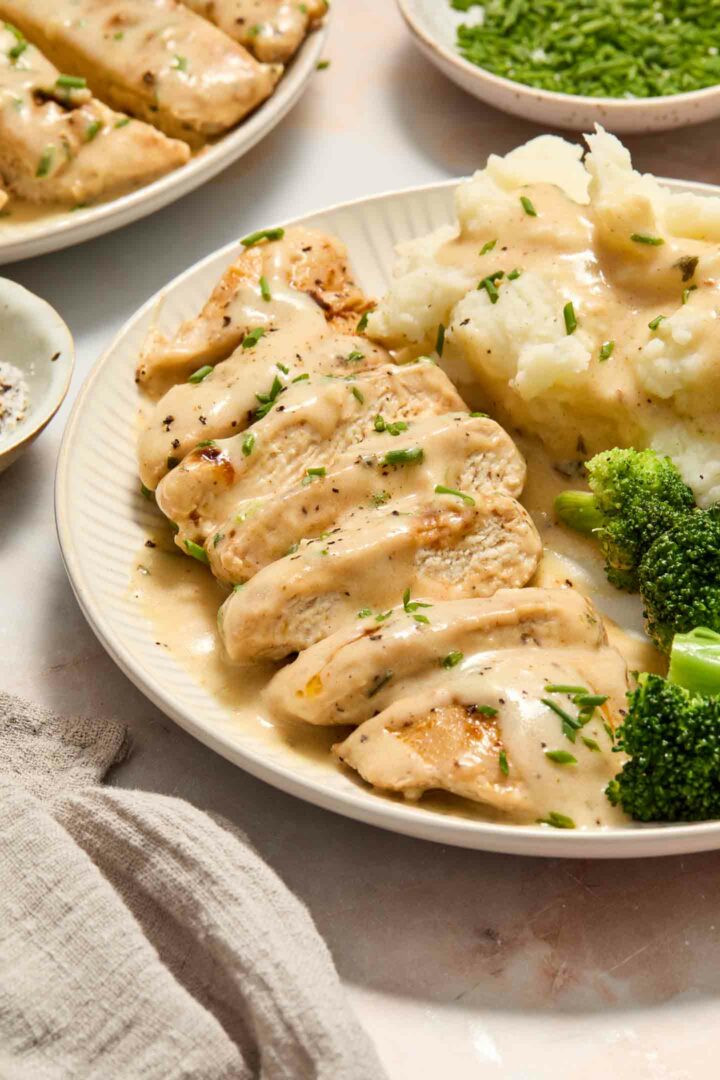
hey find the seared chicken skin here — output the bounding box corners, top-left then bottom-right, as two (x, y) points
(181, 0), (327, 63)
(209, 413), (527, 584)
(137, 227), (371, 395)
(333, 637), (628, 824)
(0, 0), (280, 145)
(155, 361), (466, 544)
(138, 325), (390, 489)
(218, 494), (541, 663)
(0, 25), (189, 204)
(265, 588), (605, 726)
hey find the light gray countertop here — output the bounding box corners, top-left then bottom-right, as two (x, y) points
(3, 3), (720, 1076)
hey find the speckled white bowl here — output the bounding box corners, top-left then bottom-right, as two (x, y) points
(397, 0), (720, 134)
(0, 279), (74, 473)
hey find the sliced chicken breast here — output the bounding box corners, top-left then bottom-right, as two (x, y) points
(210, 413), (527, 584)
(333, 644), (629, 825)
(181, 0), (327, 63)
(265, 588), (605, 725)
(138, 324), (389, 489)
(218, 494), (542, 663)
(155, 361), (466, 544)
(0, 0), (280, 145)
(0, 26), (189, 204)
(137, 227), (371, 394)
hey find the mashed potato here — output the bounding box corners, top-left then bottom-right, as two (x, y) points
(367, 128), (720, 504)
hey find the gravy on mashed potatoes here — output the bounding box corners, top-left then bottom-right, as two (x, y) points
(367, 129), (720, 509)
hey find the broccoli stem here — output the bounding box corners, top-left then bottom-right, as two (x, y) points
(668, 628), (720, 696)
(554, 491), (604, 534)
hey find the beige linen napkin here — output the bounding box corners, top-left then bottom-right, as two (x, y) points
(0, 692), (386, 1080)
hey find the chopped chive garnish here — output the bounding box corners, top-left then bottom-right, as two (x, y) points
(682, 284), (697, 304)
(413, 614), (430, 624)
(366, 670), (393, 697)
(479, 275), (500, 304)
(541, 697), (582, 742)
(563, 301), (577, 335)
(474, 705), (499, 717)
(545, 750), (577, 765)
(544, 684), (587, 694)
(538, 812), (575, 830)
(434, 484), (476, 506)
(292, 373), (309, 382)
(507, 268), (522, 280)
(387, 421), (408, 436)
(575, 693), (608, 707)
(113, 30), (124, 39)
(188, 365), (212, 383)
(631, 233), (664, 246)
(499, 749), (509, 776)
(36, 146), (54, 178)
(442, 650), (464, 669)
(356, 310), (371, 333)
(375, 610), (392, 622)
(520, 195), (537, 216)
(648, 315), (665, 331)
(316, 58), (330, 70)
(374, 415), (386, 432)
(195, 440), (215, 448)
(307, 466), (326, 477)
(254, 374), (284, 419)
(242, 327), (266, 349)
(241, 432), (255, 457)
(115, 116), (131, 128)
(276, 362), (289, 374)
(599, 340), (615, 362)
(402, 588), (432, 614)
(9, 39), (27, 61)
(351, 386), (364, 404)
(85, 120), (102, 142)
(382, 448), (424, 467)
(56, 74), (87, 89)
(347, 350), (364, 362)
(357, 608), (372, 619)
(184, 539), (209, 564)
(371, 491), (391, 506)
(233, 583), (245, 591)
(603, 722), (615, 743)
(469, 410), (489, 417)
(581, 736), (601, 752)
(480, 238), (497, 255)
(435, 323), (445, 357)
(241, 227), (285, 247)
(213, 532), (224, 547)
(259, 275), (272, 301)
(172, 55), (188, 71)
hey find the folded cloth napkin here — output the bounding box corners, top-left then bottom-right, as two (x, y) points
(0, 692), (387, 1080)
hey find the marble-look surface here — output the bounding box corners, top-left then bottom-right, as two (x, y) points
(3, 3), (720, 1076)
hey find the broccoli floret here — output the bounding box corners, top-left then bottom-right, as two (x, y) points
(606, 673), (720, 821)
(554, 448), (695, 591)
(639, 508), (720, 653)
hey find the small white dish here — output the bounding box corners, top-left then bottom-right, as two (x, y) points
(0, 22), (328, 267)
(0, 278), (74, 473)
(396, 0), (720, 134)
(55, 172), (720, 858)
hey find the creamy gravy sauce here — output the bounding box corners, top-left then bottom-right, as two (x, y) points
(131, 435), (657, 827)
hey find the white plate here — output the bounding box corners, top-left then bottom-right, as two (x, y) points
(55, 175), (720, 859)
(396, 0), (720, 134)
(0, 24), (328, 266)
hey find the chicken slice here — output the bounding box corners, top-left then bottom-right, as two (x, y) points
(137, 227), (371, 395)
(138, 324), (389, 489)
(333, 644), (629, 826)
(210, 414), (527, 584)
(155, 361), (466, 544)
(265, 588), (605, 726)
(218, 494), (541, 663)
(0, 0), (280, 146)
(0, 25), (189, 204)
(181, 0), (327, 63)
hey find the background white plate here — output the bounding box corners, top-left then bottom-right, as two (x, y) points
(396, 0), (720, 134)
(56, 175), (720, 858)
(0, 23), (328, 266)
